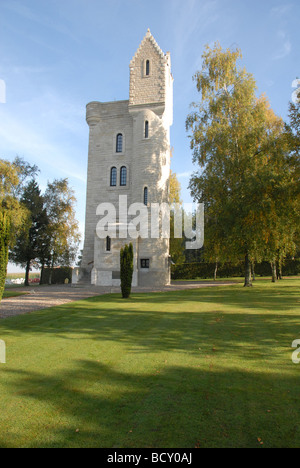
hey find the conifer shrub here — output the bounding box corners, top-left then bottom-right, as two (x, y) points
(120, 243), (134, 298)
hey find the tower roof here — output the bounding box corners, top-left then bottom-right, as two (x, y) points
(130, 29), (168, 66)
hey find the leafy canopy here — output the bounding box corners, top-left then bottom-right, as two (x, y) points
(186, 43), (296, 284)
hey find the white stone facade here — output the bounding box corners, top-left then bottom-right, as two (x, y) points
(81, 30), (173, 287)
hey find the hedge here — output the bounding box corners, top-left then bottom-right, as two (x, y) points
(40, 267), (72, 285)
(171, 259), (300, 280)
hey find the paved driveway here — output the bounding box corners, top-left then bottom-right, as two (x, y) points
(0, 281), (237, 319)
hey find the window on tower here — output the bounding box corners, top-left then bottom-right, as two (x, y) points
(110, 167), (117, 186)
(116, 133), (123, 153)
(146, 60), (150, 76)
(145, 120), (149, 138)
(120, 166), (127, 186)
(141, 259), (150, 269)
(106, 236), (111, 252)
(144, 187), (148, 206)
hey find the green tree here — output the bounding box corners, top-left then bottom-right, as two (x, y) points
(285, 98), (300, 256)
(120, 243), (134, 298)
(169, 171), (185, 265)
(0, 157), (39, 293)
(1, 156), (39, 241)
(0, 159), (26, 242)
(186, 43), (292, 286)
(262, 99), (300, 281)
(11, 156), (39, 198)
(44, 179), (80, 284)
(10, 180), (49, 286)
(0, 212), (10, 301)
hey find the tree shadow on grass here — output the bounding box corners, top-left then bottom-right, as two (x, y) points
(0, 283), (299, 358)
(0, 359), (299, 448)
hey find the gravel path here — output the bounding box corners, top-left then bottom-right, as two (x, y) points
(0, 285), (110, 319)
(0, 281), (237, 319)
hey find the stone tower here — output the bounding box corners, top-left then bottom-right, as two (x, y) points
(80, 29), (173, 287)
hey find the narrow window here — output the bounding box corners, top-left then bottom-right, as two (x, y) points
(144, 187), (148, 206)
(110, 167), (117, 186)
(141, 259), (150, 269)
(106, 236), (111, 252)
(146, 60), (150, 76)
(120, 166), (127, 186)
(145, 120), (149, 138)
(116, 133), (123, 153)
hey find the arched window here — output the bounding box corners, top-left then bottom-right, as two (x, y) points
(146, 60), (150, 76)
(116, 133), (123, 153)
(144, 187), (148, 206)
(106, 236), (111, 252)
(145, 120), (149, 138)
(120, 166), (127, 186)
(110, 167), (117, 186)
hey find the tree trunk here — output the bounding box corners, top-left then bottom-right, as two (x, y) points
(244, 253), (252, 287)
(48, 268), (53, 285)
(25, 260), (31, 287)
(251, 262), (256, 281)
(271, 261), (277, 283)
(40, 263), (44, 285)
(277, 261), (283, 280)
(214, 261), (218, 281)
(49, 255), (55, 285)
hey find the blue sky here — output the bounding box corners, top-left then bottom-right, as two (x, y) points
(0, 0), (299, 271)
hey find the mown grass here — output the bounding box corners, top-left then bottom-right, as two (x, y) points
(2, 291), (28, 299)
(0, 278), (299, 448)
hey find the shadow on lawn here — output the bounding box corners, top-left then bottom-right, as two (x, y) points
(0, 359), (299, 448)
(0, 284), (299, 358)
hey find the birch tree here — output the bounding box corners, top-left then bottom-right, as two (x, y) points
(186, 43), (294, 286)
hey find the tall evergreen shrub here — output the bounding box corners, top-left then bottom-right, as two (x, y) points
(120, 243), (133, 298)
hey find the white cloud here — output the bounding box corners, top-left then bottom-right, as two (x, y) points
(266, 79), (275, 87)
(0, 109), (86, 183)
(2, 1), (80, 43)
(171, 0), (220, 60)
(11, 65), (53, 75)
(272, 30), (291, 60)
(0, 79), (6, 103)
(177, 171), (192, 179)
(271, 4), (293, 17)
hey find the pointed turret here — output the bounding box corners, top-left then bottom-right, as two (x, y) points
(129, 29), (173, 114)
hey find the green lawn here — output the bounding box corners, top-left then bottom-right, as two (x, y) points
(0, 278), (299, 448)
(2, 291), (28, 299)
